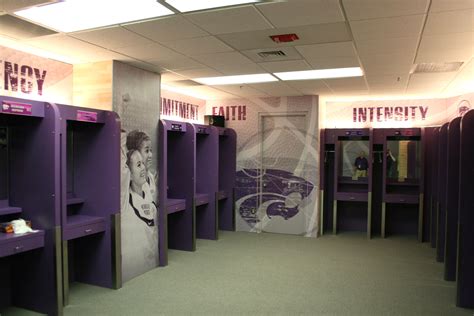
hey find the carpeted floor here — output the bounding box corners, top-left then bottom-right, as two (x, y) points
(3, 231), (473, 315)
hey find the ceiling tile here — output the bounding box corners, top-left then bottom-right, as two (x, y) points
(430, 0), (474, 12)
(1, 0), (56, 12)
(366, 74), (409, 91)
(123, 60), (164, 74)
(213, 62), (267, 75)
(424, 10), (474, 36)
(75, 49), (133, 63)
(185, 5), (273, 35)
(163, 36), (233, 55)
(71, 26), (152, 49)
(443, 57), (474, 95)
(306, 56), (360, 69)
(122, 15), (208, 43)
(415, 32), (474, 63)
(25, 34), (103, 55)
(217, 22), (351, 51)
(192, 51), (253, 67)
(147, 57), (205, 71)
(0, 14), (56, 39)
(113, 42), (185, 61)
(256, 0), (344, 28)
(408, 72), (459, 88)
(258, 60), (312, 73)
(248, 82), (303, 97)
(366, 74), (409, 86)
(211, 84), (270, 98)
(296, 41), (356, 59)
(356, 37), (419, 56)
(286, 79), (333, 95)
(186, 86), (236, 100)
(350, 15), (425, 41)
(160, 72), (187, 82)
(406, 73), (454, 95)
(368, 88), (407, 95)
(342, 0), (429, 21)
(324, 77), (368, 91)
(173, 67), (223, 78)
(360, 52), (415, 76)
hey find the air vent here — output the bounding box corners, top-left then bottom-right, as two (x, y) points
(411, 62), (464, 74)
(258, 50), (287, 58)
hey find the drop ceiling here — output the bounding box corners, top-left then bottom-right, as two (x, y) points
(1, 0), (473, 100)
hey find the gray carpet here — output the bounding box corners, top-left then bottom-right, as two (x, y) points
(3, 231), (473, 315)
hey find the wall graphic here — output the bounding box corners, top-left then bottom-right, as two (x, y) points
(207, 96), (319, 237)
(112, 61), (161, 283)
(324, 98), (448, 128)
(0, 45), (72, 104)
(160, 89), (205, 123)
(324, 92), (474, 129)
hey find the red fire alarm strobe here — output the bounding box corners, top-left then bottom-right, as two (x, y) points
(270, 33), (299, 43)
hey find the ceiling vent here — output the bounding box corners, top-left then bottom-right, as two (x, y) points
(242, 47), (303, 63)
(411, 62), (464, 74)
(258, 50), (287, 58)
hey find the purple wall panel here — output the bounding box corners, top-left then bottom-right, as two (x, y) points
(436, 123), (448, 262)
(457, 110), (474, 308)
(444, 117), (461, 281)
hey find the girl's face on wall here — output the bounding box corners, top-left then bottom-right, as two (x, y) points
(139, 140), (152, 171)
(130, 151), (146, 187)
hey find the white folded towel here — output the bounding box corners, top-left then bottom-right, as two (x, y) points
(11, 219), (34, 234)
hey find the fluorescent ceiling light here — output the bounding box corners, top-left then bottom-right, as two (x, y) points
(274, 67), (364, 81)
(194, 74), (277, 85)
(164, 0), (260, 12)
(15, 0), (174, 33)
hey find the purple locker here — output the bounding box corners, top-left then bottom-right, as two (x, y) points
(0, 96), (62, 315)
(193, 124), (219, 240)
(444, 117), (461, 281)
(217, 127), (237, 231)
(457, 110), (474, 308)
(158, 120), (196, 267)
(54, 103), (120, 305)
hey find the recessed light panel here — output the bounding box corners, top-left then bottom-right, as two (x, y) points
(164, 0), (260, 13)
(274, 67), (364, 81)
(194, 73), (278, 85)
(15, 0), (174, 33)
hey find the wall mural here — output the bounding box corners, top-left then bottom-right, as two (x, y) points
(207, 96), (319, 237)
(112, 61), (161, 283)
(0, 45), (72, 104)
